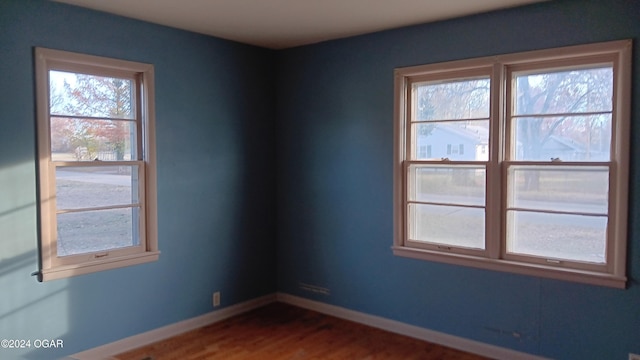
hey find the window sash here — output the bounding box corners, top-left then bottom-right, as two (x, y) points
(403, 161), (489, 257)
(502, 162), (611, 272)
(47, 147), (148, 269)
(47, 68), (145, 162)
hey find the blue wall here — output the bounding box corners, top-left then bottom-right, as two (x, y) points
(276, 0), (640, 359)
(0, 0), (276, 358)
(1, 0), (639, 359)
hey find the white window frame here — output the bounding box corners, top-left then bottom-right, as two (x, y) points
(35, 48), (159, 281)
(393, 40), (632, 288)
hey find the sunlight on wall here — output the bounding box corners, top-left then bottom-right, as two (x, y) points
(0, 161), (70, 346)
(0, 162), (37, 261)
(0, 261), (69, 338)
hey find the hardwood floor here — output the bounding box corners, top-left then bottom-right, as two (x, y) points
(114, 302), (490, 360)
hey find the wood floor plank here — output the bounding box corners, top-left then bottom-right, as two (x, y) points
(114, 302), (490, 360)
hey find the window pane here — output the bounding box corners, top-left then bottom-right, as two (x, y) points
(512, 115), (611, 161)
(56, 166), (139, 210)
(49, 70), (135, 119)
(408, 165), (485, 206)
(57, 207), (139, 257)
(508, 166), (608, 213)
(413, 78), (490, 121)
(50, 117), (137, 161)
(514, 67), (612, 115)
(413, 121), (489, 161)
(409, 203), (484, 249)
(506, 210), (606, 263)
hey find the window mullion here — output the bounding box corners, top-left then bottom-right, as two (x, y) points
(486, 62), (504, 259)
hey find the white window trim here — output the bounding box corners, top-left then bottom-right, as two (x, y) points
(35, 48), (159, 281)
(393, 40), (632, 288)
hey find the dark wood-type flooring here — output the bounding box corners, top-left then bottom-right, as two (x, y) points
(114, 302), (490, 360)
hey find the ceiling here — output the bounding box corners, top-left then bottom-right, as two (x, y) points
(53, 0), (545, 49)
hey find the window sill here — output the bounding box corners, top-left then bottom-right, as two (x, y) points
(392, 246), (626, 289)
(40, 251), (160, 281)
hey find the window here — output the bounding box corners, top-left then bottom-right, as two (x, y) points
(393, 40), (631, 288)
(418, 145), (427, 159)
(35, 48), (159, 281)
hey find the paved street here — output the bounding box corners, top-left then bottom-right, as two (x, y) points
(57, 169), (133, 186)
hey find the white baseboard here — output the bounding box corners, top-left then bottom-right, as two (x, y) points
(70, 293), (277, 360)
(276, 293), (548, 360)
(71, 292), (547, 360)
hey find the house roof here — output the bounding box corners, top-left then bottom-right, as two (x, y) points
(436, 123), (489, 145)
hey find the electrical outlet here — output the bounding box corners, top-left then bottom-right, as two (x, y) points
(629, 353), (640, 360)
(213, 292), (220, 307)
